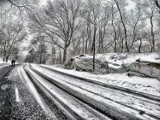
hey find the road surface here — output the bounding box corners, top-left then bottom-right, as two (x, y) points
(0, 64), (160, 120)
(0, 65), (67, 120)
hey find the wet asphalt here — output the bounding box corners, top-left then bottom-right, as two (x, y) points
(0, 65), (51, 120)
(0, 65), (70, 120)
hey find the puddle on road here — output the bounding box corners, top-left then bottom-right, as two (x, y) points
(1, 85), (9, 90)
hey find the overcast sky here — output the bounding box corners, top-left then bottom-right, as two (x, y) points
(39, 0), (136, 10)
(39, 0), (47, 5)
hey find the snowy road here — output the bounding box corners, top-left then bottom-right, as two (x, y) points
(0, 64), (160, 120)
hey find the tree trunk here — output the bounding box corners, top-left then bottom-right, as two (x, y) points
(82, 34), (85, 54)
(98, 29), (102, 53)
(59, 50), (62, 64)
(5, 55), (9, 62)
(138, 39), (142, 53)
(39, 54), (42, 64)
(85, 38), (88, 54)
(92, 25), (97, 71)
(150, 10), (155, 52)
(121, 38), (124, 53)
(111, 4), (117, 52)
(115, 0), (129, 52)
(155, 0), (160, 12)
(63, 44), (67, 64)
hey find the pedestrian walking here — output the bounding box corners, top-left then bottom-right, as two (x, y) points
(11, 59), (16, 66)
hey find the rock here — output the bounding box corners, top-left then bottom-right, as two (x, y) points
(65, 55), (127, 74)
(126, 62), (160, 78)
(64, 58), (75, 69)
(74, 58), (108, 73)
(127, 73), (135, 77)
(139, 110), (145, 115)
(136, 59), (141, 62)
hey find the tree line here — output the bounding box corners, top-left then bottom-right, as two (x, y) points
(0, 0), (160, 64)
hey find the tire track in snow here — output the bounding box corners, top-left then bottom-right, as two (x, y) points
(29, 65), (157, 120)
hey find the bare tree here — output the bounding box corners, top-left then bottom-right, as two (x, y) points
(114, 0), (129, 52)
(81, 0), (101, 71)
(1, 0), (159, 66)
(0, 0), (38, 11)
(145, 0), (156, 52)
(97, 4), (111, 53)
(111, 2), (118, 52)
(128, 4), (147, 51)
(81, 0), (111, 71)
(0, 22), (27, 61)
(132, 0), (158, 52)
(154, 0), (160, 12)
(29, 0), (82, 64)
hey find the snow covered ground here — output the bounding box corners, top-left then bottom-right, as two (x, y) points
(24, 66), (110, 120)
(0, 58), (4, 65)
(1, 53), (159, 119)
(41, 65), (160, 97)
(0, 58), (2, 63)
(66, 52), (160, 79)
(29, 64), (160, 119)
(0, 58), (10, 69)
(12, 54), (160, 119)
(41, 52), (160, 97)
(92, 52), (160, 66)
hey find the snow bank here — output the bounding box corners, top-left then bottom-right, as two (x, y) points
(41, 52), (160, 96)
(65, 52), (160, 76)
(42, 65), (160, 97)
(0, 58), (3, 63)
(32, 64), (158, 119)
(97, 52), (160, 66)
(0, 58), (10, 69)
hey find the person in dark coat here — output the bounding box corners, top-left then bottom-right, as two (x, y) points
(11, 59), (16, 66)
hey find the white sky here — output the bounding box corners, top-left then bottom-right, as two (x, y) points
(126, 0), (136, 10)
(39, 0), (48, 6)
(39, 0), (136, 9)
